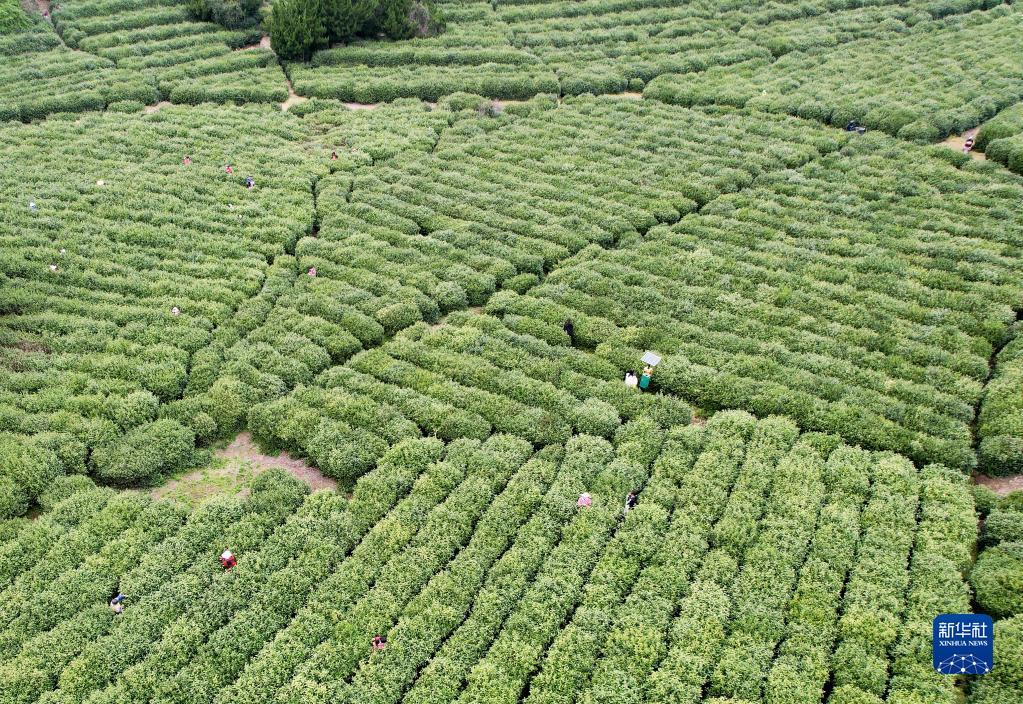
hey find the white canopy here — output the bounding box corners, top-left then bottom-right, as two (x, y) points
(641, 351), (662, 367)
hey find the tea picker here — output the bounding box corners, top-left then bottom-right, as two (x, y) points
(624, 490), (639, 515)
(109, 593), (126, 614)
(639, 366), (653, 390)
(220, 550), (237, 570)
(638, 351), (661, 391)
(577, 492), (592, 508)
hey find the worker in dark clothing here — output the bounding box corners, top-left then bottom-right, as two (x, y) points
(624, 490), (639, 515)
(244, 176), (255, 189)
(563, 319), (574, 344)
(331, 151), (339, 161)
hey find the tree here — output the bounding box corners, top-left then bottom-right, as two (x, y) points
(322, 0), (378, 42)
(268, 0), (329, 61)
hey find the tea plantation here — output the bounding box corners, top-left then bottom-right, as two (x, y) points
(1, 0), (1023, 703)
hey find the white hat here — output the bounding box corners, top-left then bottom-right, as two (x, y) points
(221, 550), (233, 559)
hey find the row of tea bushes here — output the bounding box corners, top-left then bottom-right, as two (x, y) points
(481, 130), (1023, 469)
(0, 0), (286, 121)
(0, 105), (323, 507)
(976, 329), (1023, 475)
(174, 97), (838, 461)
(0, 45), (158, 122)
(975, 103), (1023, 174)
(288, 0), (999, 102)
(0, 415), (978, 704)
(645, 5), (1023, 142)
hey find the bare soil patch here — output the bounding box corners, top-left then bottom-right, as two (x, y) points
(143, 101), (172, 114)
(217, 432), (334, 489)
(152, 432), (335, 505)
(10, 340), (51, 354)
(238, 36), (273, 52)
(344, 102), (381, 111)
(975, 473), (1023, 496)
(940, 127), (986, 161)
(281, 76), (307, 111)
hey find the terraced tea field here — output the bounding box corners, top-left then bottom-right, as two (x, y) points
(2, 1), (1023, 703)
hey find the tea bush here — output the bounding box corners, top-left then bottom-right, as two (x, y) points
(0, 418), (977, 704)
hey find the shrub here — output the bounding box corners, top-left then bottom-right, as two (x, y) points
(433, 280), (468, 313)
(968, 615), (1023, 704)
(28, 432), (87, 475)
(1001, 491), (1023, 512)
(974, 485), (999, 517)
(111, 390), (160, 431)
(983, 509), (1023, 546)
(91, 419), (195, 485)
(979, 435), (1023, 476)
(305, 419), (388, 482)
(375, 300), (422, 335)
(0, 436), (62, 504)
(503, 273), (539, 294)
(972, 543), (1023, 619)
(205, 376), (258, 437)
(828, 686), (885, 704)
(570, 398), (621, 438)
(107, 100), (145, 113)
(976, 104), (1023, 149)
(0, 475), (28, 519)
(37, 475), (97, 511)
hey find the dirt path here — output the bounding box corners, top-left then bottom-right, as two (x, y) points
(940, 127), (986, 160)
(975, 473), (1023, 496)
(143, 101), (171, 114)
(238, 35), (273, 52)
(152, 432), (336, 505)
(344, 102), (380, 110)
(281, 75), (307, 111)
